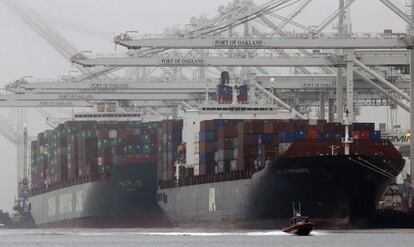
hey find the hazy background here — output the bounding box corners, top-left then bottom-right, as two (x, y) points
(0, 0), (409, 211)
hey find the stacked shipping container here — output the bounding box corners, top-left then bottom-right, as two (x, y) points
(30, 118), (382, 189)
(196, 119), (382, 177)
(156, 120), (183, 181)
(30, 120), (164, 190)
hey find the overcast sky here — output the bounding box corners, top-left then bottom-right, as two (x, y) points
(0, 0), (409, 211)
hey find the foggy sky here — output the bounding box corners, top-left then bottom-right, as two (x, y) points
(0, 0), (409, 211)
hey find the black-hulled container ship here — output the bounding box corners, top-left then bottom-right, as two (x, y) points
(157, 114), (405, 228)
(29, 120), (182, 228)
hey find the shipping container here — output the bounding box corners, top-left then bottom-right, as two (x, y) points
(199, 132), (215, 143)
(200, 120), (214, 132)
(370, 131), (381, 141)
(279, 132), (295, 143)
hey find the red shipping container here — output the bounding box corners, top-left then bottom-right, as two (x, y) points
(309, 124), (325, 133)
(57, 138), (68, 147)
(97, 129), (110, 139)
(360, 131), (370, 140)
(112, 146), (125, 155)
(99, 153), (113, 166)
(238, 122), (265, 135)
(239, 134), (259, 146)
(125, 135), (142, 145)
(200, 120), (215, 132)
(307, 130), (319, 140)
(217, 138), (235, 150)
(217, 126), (238, 138)
(200, 143), (215, 154)
(166, 120), (183, 131)
(264, 122), (275, 134)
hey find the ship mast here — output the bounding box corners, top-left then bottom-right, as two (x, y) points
(343, 110), (353, 155)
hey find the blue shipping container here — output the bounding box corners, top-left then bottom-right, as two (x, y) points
(133, 145), (143, 154)
(279, 132), (295, 143)
(200, 132), (215, 143)
(258, 134), (272, 145)
(214, 119), (224, 128)
(352, 123), (361, 131)
(295, 130), (307, 140)
(370, 131), (381, 141)
(330, 133), (342, 140)
(199, 153), (214, 165)
(238, 85), (248, 96)
(169, 131), (182, 142)
(321, 133), (331, 140)
(217, 84), (233, 96)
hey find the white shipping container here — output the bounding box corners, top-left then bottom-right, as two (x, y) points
(230, 160), (238, 171)
(109, 129), (117, 139)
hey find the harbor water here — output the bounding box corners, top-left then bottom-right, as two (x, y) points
(0, 229), (413, 247)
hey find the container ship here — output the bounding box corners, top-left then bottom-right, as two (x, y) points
(154, 81), (405, 228)
(156, 117), (404, 228)
(28, 81), (405, 228)
(29, 119), (180, 227)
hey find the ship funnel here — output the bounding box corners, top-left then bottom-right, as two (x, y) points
(220, 71), (230, 85)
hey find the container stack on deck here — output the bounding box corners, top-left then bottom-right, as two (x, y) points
(198, 120), (216, 175)
(215, 119), (240, 173)
(156, 120), (183, 181)
(30, 141), (43, 190)
(30, 120), (164, 191)
(194, 119), (383, 179)
(236, 120), (266, 172)
(30, 119), (383, 190)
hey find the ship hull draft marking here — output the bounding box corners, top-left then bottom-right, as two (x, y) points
(209, 187), (216, 212)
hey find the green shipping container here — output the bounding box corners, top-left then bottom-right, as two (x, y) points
(111, 138), (125, 147)
(98, 139), (112, 150)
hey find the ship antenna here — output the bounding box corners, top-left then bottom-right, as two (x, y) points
(298, 202), (302, 216)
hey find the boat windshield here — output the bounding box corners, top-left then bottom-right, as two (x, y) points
(290, 216), (310, 224)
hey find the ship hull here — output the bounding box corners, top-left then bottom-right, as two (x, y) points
(158, 155), (400, 228)
(29, 162), (170, 228)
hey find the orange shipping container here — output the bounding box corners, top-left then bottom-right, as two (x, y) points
(307, 130), (319, 140)
(352, 131), (361, 140)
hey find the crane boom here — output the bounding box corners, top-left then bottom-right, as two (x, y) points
(114, 37), (408, 50)
(72, 55), (409, 68)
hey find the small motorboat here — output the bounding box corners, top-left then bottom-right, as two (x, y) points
(282, 202), (314, 236)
